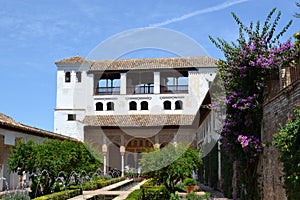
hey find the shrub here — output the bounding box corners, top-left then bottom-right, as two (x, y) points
(183, 178), (196, 186)
(273, 109), (300, 200)
(32, 189), (82, 200)
(186, 192), (199, 200)
(170, 192), (180, 200)
(140, 179), (160, 189)
(8, 139), (102, 198)
(1, 191), (30, 200)
(81, 177), (125, 191)
(125, 187), (169, 200)
(140, 143), (202, 193)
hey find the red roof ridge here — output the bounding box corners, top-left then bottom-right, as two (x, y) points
(55, 56), (218, 69)
(55, 55), (85, 64)
(0, 113), (74, 140)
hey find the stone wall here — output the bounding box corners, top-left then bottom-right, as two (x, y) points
(260, 79), (300, 200)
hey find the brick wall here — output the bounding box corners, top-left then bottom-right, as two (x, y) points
(260, 79), (300, 200)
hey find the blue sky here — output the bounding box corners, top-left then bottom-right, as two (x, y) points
(0, 0), (299, 132)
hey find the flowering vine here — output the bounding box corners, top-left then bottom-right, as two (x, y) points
(210, 8), (296, 199)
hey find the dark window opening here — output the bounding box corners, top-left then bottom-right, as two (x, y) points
(175, 100), (183, 110)
(107, 102), (114, 111)
(96, 102), (103, 111)
(141, 101), (148, 110)
(163, 100), (172, 110)
(65, 72), (71, 83)
(129, 101), (137, 110)
(68, 114), (76, 121)
(76, 72), (82, 82)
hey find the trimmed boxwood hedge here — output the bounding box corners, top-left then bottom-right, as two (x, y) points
(32, 189), (82, 200)
(125, 187), (169, 200)
(125, 179), (169, 199)
(32, 177), (125, 200)
(139, 179), (156, 188)
(82, 177), (125, 191)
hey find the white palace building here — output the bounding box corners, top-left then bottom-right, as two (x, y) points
(54, 55), (219, 174)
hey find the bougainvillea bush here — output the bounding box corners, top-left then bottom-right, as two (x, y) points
(209, 8), (296, 199)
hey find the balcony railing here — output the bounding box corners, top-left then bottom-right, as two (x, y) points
(127, 85), (154, 94)
(161, 85), (188, 94)
(95, 87), (120, 95)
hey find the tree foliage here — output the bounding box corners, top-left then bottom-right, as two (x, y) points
(209, 8), (296, 199)
(139, 143), (202, 193)
(8, 139), (102, 197)
(273, 109), (300, 200)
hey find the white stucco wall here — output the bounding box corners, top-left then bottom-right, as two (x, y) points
(54, 63), (217, 141)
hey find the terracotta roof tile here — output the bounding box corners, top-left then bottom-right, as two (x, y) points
(0, 113), (73, 140)
(83, 114), (195, 127)
(55, 56), (86, 65)
(55, 56), (217, 70)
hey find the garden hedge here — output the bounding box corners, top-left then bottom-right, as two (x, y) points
(32, 177), (125, 200)
(125, 188), (168, 200)
(32, 189), (82, 200)
(81, 177), (125, 191)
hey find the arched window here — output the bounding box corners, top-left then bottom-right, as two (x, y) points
(163, 100), (171, 110)
(175, 100), (183, 110)
(107, 102), (114, 111)
(96, 102), (103, 111)
(65, 72), (71, 82)
(141, 101), (148, 110)
(76, 72), (82, 82)
(129, 101), (137, 110)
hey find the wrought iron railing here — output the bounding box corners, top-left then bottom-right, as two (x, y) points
(160, 85), (188, 94)
(127, 85), (154, 94)
(95, 87), (120, 95)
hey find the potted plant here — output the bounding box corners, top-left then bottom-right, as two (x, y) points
(183, 177), (196, 193)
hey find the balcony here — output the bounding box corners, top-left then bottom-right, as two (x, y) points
(127, 85), (154, 94)
(160, 85), (188, 94)
(95, 87), (120, 95)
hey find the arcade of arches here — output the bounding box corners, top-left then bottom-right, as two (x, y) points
(108, 138), (153, 170)
(84, 127), (197, 176)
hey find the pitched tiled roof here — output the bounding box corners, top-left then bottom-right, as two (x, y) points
(83, 114), (195, 127)
(0, 113), (73, 140)
(55, 56), (86, 65)
(55, 56), (217, 70)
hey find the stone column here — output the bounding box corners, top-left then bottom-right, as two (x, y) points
(120, 146), (125, 177)
(102, 144), (107, 175)
(217, 141), (222, 190)
(120, 73), (127, 94)
(153, 72), (160, 94)
(71, 70), (76, 85)
(154, 143), (160, 149)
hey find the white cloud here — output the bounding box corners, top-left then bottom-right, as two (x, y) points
(149, 0), (251, 27)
